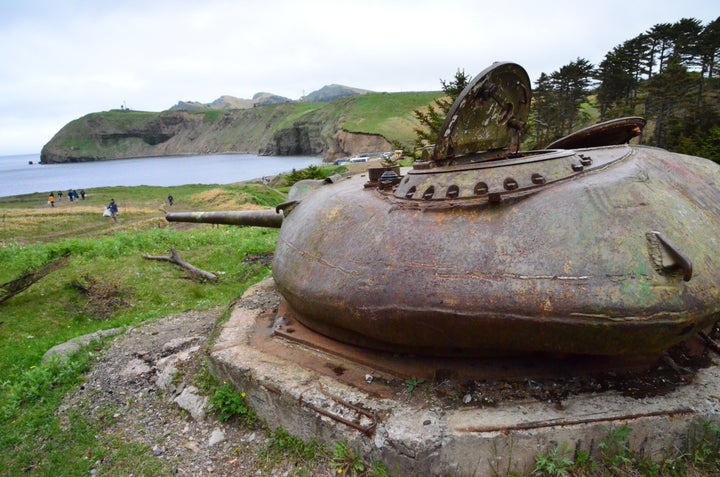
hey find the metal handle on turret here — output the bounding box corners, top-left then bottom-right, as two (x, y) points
(651, 231), (693, 281)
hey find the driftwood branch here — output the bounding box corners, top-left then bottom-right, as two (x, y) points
(142, 246), (217, 282)
(1, 255), (71, 304)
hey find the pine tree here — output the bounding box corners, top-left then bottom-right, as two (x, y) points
(412, 69), (471, 151)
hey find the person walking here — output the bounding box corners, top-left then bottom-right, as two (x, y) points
(48, 193), (55, 207)
(107, 199), (119, 222)
(167, 194), (174, 206)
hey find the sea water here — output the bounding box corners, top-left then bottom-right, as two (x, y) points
(0, 153), (321, 198)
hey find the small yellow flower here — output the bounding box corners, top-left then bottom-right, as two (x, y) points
(30, 365), (36, 369)
(337, 470), (343, 474)
(241, 392), (246, 398)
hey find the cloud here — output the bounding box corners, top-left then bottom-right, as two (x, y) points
(0, 0), (717, 154)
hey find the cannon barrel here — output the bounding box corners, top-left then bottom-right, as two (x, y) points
(166, 210), (283, 228)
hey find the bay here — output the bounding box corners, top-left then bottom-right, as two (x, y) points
(0, 153), (322, 198)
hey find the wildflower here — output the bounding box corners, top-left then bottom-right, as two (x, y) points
(241, 392), (246, 398)
(30, 365), (36, 369)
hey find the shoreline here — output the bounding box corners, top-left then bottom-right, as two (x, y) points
(0, 154), (322, 198)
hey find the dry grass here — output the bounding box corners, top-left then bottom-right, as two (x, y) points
(188, 188), (267, 210)
(0, 205), (169, 244)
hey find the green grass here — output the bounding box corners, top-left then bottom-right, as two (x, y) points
(274, 102), (326, 130)
(342, 91), (442, 143)
(0, 179), (287, 475)
(0, 225), (278, 379)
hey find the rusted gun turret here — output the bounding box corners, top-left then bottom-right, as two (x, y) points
(166, 62), (720, 360)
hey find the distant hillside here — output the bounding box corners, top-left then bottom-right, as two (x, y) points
(40, 91), (442, 164)
(169, 93), (290, 111)
(303, 84), (371, 103)
(168, 84), (369, 112)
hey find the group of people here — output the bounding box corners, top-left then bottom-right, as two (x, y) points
(46, 190), (118, 224)
(48, 189), (85, 206)
(65, 189), (85, 201)
(46, 192), (175, 225)
(48, 189), (85, 203)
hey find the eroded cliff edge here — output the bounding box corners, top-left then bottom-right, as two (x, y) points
(39, 92), (437, 163)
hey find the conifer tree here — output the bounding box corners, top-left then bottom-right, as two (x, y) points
(413, 69), (470, 151)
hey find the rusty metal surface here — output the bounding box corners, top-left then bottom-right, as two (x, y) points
(273, 145), (720, 357)
(299, 388), (377, 436)
(432, 62), (530, 161)
(166, 210), (283, 228)
(395, 146), (629, 203)
(272, 300), (660, 379)
(547, 116), (646, 149)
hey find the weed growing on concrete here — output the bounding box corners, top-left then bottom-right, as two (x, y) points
(332, 441), (365, 476)
(405, 376), (425, 394)
(686, 420), (720, 473)
(194, 362), (218, 393)
(533, 442), (573, 477)
(524, 423), (720, 476)
(365, 461), (392, 477)
(208, 381), (257, 427)
(264, 427), (325, 462)
(570, 449), (597, 474)
(597, 425), (633, 473)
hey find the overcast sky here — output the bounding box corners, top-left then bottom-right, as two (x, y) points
(0, 0), (717, 155)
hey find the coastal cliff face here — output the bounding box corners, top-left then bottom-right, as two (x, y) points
(40, 104), (393, 164)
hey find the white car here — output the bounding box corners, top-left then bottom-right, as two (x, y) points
(349, 155), (369, 163)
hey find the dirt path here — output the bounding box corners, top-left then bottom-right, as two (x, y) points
(58, 308), (331, 476)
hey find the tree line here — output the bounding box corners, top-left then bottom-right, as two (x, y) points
(415, 16), (720, 161)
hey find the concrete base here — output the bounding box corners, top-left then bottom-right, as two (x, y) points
(209, 278), (720, 476)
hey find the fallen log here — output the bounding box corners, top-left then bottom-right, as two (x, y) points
(1, 255), (71, 304)
(142, 246), (217, 282)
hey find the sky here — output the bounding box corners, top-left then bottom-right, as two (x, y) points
(0, 0), (717, 155)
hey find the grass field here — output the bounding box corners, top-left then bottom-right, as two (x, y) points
(0, 180), (289, 475)
(341, 91), (443, 143)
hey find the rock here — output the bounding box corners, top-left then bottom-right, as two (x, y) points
(162, 336), (201, 354)
(42, 327), (123, 363)
(209, 428), (225, 446)
(173, 386), (207, 420)
(120, 358), (152, 377)
(156, 345), (201, 392)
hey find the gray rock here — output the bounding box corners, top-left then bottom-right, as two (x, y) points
(173, 385), (207, 420)
(208, 428), (225, 446)
(42, 327), (123, 363)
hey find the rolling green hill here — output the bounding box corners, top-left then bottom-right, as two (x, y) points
(40, 91), (442, 164)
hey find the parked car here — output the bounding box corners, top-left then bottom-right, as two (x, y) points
(349, 154), (370, 163)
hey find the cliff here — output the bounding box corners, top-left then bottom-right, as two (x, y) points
(40, 91), (440, 164)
